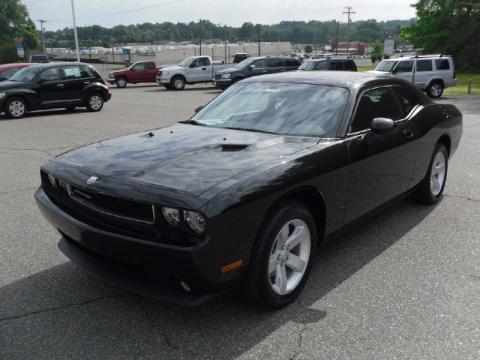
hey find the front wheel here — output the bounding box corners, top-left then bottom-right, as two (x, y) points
(171, 76), (185, 90)
(115, 77), (127, 88)
(243, 201), (317, 308)
(5, 97), (28, 119)
(85, 93), (104, 112)
(414, 143), (448, 204)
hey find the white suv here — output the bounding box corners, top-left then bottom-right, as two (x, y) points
(370, 55), (456, 98)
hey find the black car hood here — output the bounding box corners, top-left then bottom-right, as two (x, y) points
(52, 123), (317, 197)
(216, 67), (240, 75)
(0, 80), (26, 90)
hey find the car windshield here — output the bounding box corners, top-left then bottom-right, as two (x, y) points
(191, 82), (349, 137)
(298, 61), (319, 71)
(235, 58), (257, 69)
(375, 61), (398, 72)
(8, 66), (40, 82)
(178, 57), (194, 67)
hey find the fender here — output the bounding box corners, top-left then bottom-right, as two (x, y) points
(2, 88), (40, 110)
(424, 76), (444, 89)
(82, 82), (110, 100)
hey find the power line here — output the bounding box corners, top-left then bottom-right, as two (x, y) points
(43, 0), (186, 22)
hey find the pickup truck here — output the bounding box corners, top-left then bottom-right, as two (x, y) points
(156, 56), (230, 90)
(108, 61), (161, 88)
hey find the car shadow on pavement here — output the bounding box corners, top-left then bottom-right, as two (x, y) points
(0, 108), (89, 120)
(0, 199), (437, 359)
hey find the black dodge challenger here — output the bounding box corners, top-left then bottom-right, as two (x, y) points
(35, 72), (462, 308)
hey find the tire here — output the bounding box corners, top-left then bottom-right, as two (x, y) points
(243, 201), (317, 308)
(171, 76), (186, 90)
(5, 97), (28, 119)
(85, 92), (104, 112)
(115, 77), (127, 88)
(414, 143), (448, 204)
(426, 81), (444, 98)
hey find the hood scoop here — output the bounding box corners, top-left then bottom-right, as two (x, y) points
(221, 144), (249, 152)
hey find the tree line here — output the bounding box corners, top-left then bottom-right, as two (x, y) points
(42, 19), (412, 48)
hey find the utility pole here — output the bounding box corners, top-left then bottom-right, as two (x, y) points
(224, 25), (227, 64)
(199, 19), (202, 56)
(70, 0), (80, 62)
(335, 21), (339, 55)
(313, 22), (318, 56)
(343, 6), (356, 24)
(37, 20), (46, 54)
(257, 24), (261, 56)
(343, 6), (356, 57)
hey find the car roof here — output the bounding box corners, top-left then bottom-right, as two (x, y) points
(26, 62), (93, 69)
(307, 57), (353, 61)
(243, 71), (389, 88)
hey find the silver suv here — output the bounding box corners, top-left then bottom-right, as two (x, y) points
(371, 55), (456, 98)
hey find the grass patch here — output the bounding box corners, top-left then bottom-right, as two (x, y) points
(357, 65), (480, 96)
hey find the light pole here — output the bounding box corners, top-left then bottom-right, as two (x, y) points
(70, 0), (80, 62)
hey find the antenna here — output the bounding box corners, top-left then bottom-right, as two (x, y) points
(342, 6), (356, 23)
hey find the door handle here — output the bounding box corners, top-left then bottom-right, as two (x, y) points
(403, 129), (415, 139)
(83, 81), (90, 84)
(57, 83), (64, 88)
(202, 67), (206, 70)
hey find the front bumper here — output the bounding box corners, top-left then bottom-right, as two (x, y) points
(107, 78), (115, 85)
(157, 75), (172, 84)
(35, 187), (237, 305)
(214, 79), (232, 89)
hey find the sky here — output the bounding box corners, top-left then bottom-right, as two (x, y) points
(22, 0), (417, 31)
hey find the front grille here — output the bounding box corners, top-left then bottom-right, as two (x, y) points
(215, 74), (222, 80)
(68, 185), (155, 224)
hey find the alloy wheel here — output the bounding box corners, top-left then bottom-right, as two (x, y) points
(430, 84), (443, 97)
(268, 219), (311, 296)
(89, 95), (103, 111)
(430, 151), (446, 196)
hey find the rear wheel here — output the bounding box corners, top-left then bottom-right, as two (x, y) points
(5, 97), (27, 119)
(171, 76), (185, 90)
(115, 77), (127, 88)
(414, 143), (448, 204)
(426, 81), (444, 98)
(85, 93), (104, 112)
(243, 201), (317, 308)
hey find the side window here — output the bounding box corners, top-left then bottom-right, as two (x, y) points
(80, 66), (95, 78)
(343, 60), (356, 71)
(285, 59), (300, 68)
(197, 57), (210, 67)
(435, 59), (450, 70)
(62, 66), (82, 80)
(393, 86), (420, 115)
(416, 60), (433, 72)
(350, 87), (404, 133)
(329, 60), (343, 70)
(267, 58), (285, 68)
(2, 67), (20, 79)
(132, 63), (145, 71)
(254, 59), (266, 68)
(145, 62), (156, 70)
(395, 61), (413, 73)
(314, 61), (328, 70)
(39, 68), (60, 81)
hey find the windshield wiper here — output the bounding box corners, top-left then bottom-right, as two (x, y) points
(222, 127), (278, 135)
(179, 120), (207, 126)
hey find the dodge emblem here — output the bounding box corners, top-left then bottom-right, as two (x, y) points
(86, 176), (98, 185)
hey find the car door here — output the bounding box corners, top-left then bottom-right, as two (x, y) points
(144, 61), (156, 82)
(329, 60), (343, 71)
(129, 62), (145, 83)
(60, 65), (93, 102)
(35, 67), (65, 105)
(393, 60), (414, 83)
(266, 58), (286, 74)
(344, 86), (417, 223)
(188, 57), (212, 82)
(413, 59), (434, 89)
(246, 58), (267, 78)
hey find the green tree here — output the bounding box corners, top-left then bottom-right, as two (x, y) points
(0, 0), (38, 62)
(401, 0), (480, 70)
(371, 41), (384, 64)
(304, 45), (313, 53)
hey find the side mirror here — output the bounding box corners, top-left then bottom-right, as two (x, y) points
(371, 117), (396, 134)
(249, 65), (256, 71)
(194, 105), (204, 113)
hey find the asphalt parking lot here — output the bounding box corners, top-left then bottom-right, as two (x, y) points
(1, 85), (479, 360)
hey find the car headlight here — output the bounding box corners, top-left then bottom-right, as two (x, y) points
(184, 210), (206, 234)
(0, 92), (6, 99)
(47, 173), (57, 188)
(221, 73), (231, 79)
(162, 207), (180, 226)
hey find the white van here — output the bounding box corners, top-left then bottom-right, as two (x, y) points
(370, 55), (456, 98)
